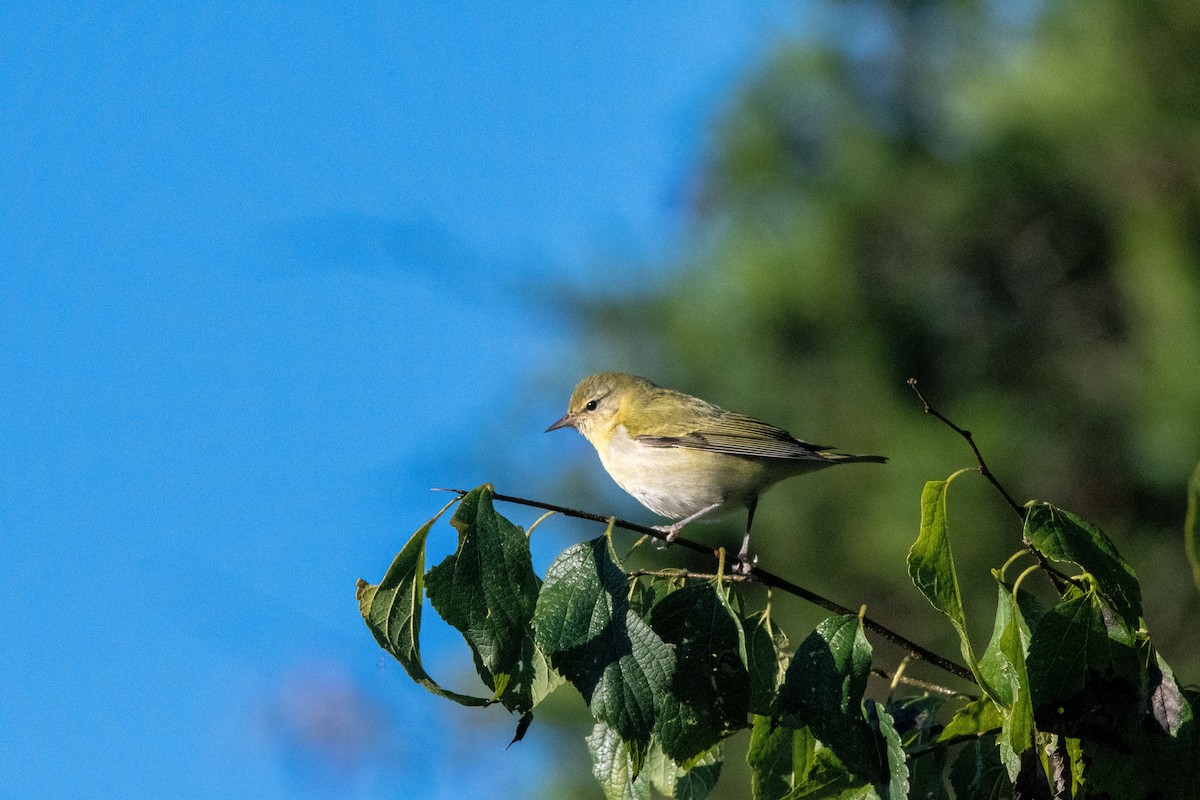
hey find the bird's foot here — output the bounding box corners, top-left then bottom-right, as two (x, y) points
(651, 523), (683, 549)
(732, 551), (757, 576)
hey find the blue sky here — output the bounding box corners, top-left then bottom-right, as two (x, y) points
(0, 3), (806, 798)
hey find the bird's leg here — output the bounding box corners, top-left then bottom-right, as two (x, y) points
(652, 502), (723, 544)
(734, 496), (758, 575)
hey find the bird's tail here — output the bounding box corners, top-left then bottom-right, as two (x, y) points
(824, 452), (888, 464)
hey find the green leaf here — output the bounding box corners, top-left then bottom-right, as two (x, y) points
(976, 583), (1020, 707)
(592, 730), (721, 800)
(1026, 588), (1143, 749)
(775, 615), (882, 787)
(795, 745), (880, 800)
(908, 472), (981, 680)
(672, 745), (722, 800)
(1148, 648), (1194, 739)
(533, 536), (674, 752)
(587, 723), (651, 800)
(423, 485), (551, 711)
(1023, 501), (1143, 628)
(745, 610), (790, 716)
(938, 697), (1004, 742)
(864, 700), (909, 800)
(748, 715), (811, 800)
(647, 583), (750, 761)
(1076, 648), (1198, 797)
(1187, 460), (1200, 592)
(356, 501), (491, 707)
(749, 724), (876, 800)
(978, 573), (1051, 704)
(995, 590), (1033, 782)
(948, 735), (1011, 799)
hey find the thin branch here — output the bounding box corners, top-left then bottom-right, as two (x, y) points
(907, 378), (1076, 594)
(907, 378), (1024, 519)
(434, 487), (977, 685)
(627, 569), (752, 583)
(870, 667), (976, 699)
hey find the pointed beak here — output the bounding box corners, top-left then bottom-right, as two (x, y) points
(546, 413), (576, 432)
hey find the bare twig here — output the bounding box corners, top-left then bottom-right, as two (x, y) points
(870, 667), (976, 699)
(627, 569), (752, 583)
(434, 487), (977, 685)
(907, 378), (1075, 593)
(907, 378), (1025, 519)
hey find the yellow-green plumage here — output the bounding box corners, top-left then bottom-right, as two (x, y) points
(547, 372), (886, 570)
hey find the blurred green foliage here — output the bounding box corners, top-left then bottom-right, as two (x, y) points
(543, 0), (1200, 795)
(572, 0), (1198, 653)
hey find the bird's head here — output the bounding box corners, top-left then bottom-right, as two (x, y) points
(546, 371), (654, 447)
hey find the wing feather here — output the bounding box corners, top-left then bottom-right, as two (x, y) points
(628, 393), (831, 460)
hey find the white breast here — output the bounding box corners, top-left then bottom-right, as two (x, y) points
(597, 425), (735, 520)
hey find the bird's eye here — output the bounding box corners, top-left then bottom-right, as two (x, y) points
(585, 399), (599, 412)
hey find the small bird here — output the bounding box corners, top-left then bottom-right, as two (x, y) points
(547, 371), (886, 572)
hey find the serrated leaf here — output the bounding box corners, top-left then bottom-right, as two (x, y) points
(356, 503), (491, 707)
(865, 700), (909, 799)
(424, 487), (539, 670)
(908, 472), (981, 682)
(1023, 502), (1143, 628)
(533, 536), (674, 750)
(775, 615), (882, 787)
(1026, 589), (1142, 749)
(588, 723), (651, 800)
(1187, 460), (1200, 592)
(649, 584), (750, 761)
(884, 696), (949, 800)
(422, 485), (552, 712)
(745, 610), (789, 716)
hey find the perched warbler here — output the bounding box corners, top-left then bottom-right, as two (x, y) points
(547, 371), (886, 571)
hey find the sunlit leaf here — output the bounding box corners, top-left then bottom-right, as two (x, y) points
(908, 472), (981, 681)
(588, 723), (651, 800)
(995, 589), (1033, 782)
(748, 715), (806, 800)
(533, 536), (674, 753)
(1023, 501), (1142, 628)
(938, 697), (1004, 742)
